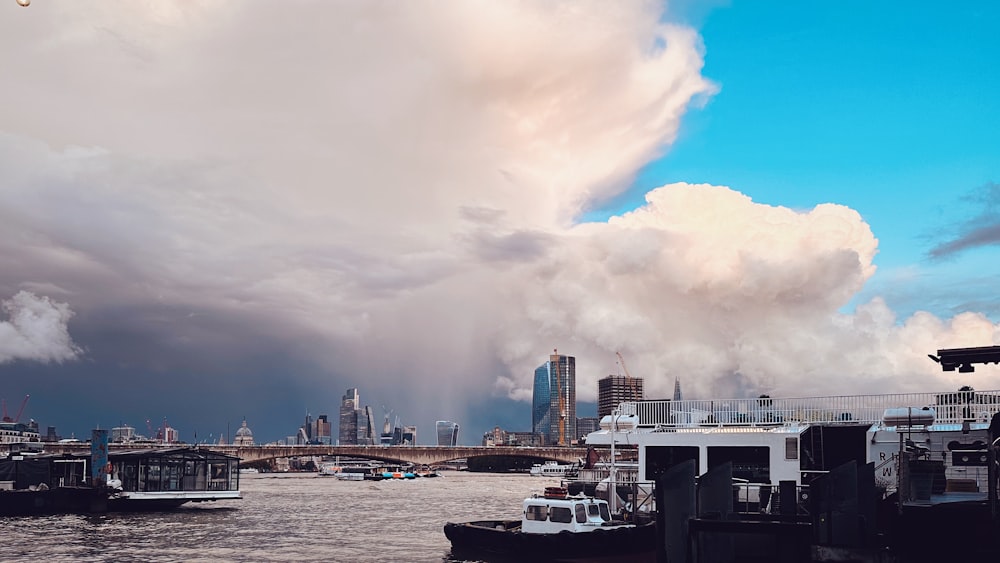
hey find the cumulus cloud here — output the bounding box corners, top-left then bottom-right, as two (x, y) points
(0, 291), (80, 364)
(0, 3), (996, 439)
(494, 182), (1000, 402)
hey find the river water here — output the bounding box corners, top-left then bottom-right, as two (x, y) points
(0, 472), (566, 562)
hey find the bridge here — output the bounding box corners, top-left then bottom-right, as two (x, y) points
(27, 443), (589, 466)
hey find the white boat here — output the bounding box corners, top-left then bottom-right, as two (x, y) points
(583, 388), (1000, 514)
(317, 463), (341, 477)
(238, 467), (259, 475)
(529, 460), (578, 478)
(444, 486), (655, 560)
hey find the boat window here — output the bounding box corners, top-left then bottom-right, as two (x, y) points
(785, 437), (798, 460)
(645, 446), (699, 480)
(525, 505), (548, 521)
(598, 503), (611, 521)
(575, 503), (587, 523)
(588, 504), (600, 517)
(549, 506), (573, 523)
(707, 446), (770, 483)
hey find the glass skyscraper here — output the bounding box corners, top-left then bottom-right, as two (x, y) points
(339, 388), (359, 445)
(532, 363), (551, 442)
(436, 420), (459, 446)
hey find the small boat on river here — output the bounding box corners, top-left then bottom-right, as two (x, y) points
(528, 460), (579, 478)
(444, 486), (656, 561)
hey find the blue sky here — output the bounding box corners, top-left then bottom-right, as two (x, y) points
(587, 1), (1000, 320)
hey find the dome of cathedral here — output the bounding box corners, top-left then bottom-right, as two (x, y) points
(234, 419), (254, 445)
(236, 420), (253, 437)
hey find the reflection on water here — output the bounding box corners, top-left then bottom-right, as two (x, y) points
(0, 471), (560, 563)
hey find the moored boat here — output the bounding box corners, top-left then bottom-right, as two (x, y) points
(444, 486), (656, 561)
(528, 460), (579, 478)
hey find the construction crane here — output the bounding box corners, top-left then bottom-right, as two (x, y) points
(553, 349), (568, 446)
(615, 352), (640, 403)
(1, 395), (30, 423)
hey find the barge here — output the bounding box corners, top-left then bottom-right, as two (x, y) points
(583, 377), (1000, 559)
(0, 446), (241, 515)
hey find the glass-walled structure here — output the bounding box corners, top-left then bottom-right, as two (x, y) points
(111, 448), (240, 495)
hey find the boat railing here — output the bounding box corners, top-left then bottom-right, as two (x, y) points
(574, 466), (640, 484)
(891, 438), (991, 502)
(623, 389), (1000, 428)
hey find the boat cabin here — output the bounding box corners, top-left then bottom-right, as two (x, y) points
(521, 487), (617, 534)
(0, 453), (89, 490)
(586, 389), (1000, 499)
(109, 447), (242, 508)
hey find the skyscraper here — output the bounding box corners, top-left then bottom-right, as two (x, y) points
(547, 351), (576, 446)
(339, 388), (359, 445)
(598, 375), (645, 417)
(312, 414), (331, 445)
(436, 420), (459, 446)
(362, 406), (376, 445)
(576, 416), (600, 440)
(532, 363), (551, 441)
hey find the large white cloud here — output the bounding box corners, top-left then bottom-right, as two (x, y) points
(0, 1), (996, 430)
(494, 183), (1000, 401)
(0, 291), (80, 364)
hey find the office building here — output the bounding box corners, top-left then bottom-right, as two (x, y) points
(111, 424), (136, 443)
(302, 413), (313, 443)
(401, 425), (417, 445)
(41, 426), (61, 443)
(312, 414), (331, 445)
(532, 362), (551, 442)
(547, 351), (576, 446)
(576, 416), (600, 440)
(158, 425), (179, 444)
(597, 374), (645, 417)
(436, 420), (460, 446)
(482, 427), (544, 447)
(339, 388), (360, 445)
(362, 406), (376, 445)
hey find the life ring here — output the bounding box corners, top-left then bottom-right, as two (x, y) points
(543, 486), (568, 499)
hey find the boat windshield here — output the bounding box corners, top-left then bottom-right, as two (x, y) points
(598, 503), (611, 521)
(525, 505), (547, 521)
(550, 507), (573, 523)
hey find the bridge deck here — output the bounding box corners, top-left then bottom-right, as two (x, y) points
(16, 444), (591, 465)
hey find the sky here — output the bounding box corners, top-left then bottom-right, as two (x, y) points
(0, 1), (998, 445)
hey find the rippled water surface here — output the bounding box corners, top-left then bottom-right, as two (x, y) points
(0, 472), (563, 562)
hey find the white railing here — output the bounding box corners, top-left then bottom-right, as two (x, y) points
(623, 389), (1000, 428)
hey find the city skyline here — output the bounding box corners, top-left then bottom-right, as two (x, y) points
(0, 3), (997, 447)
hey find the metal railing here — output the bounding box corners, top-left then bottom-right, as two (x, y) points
(575, 466), (640, 484)
(623, 389), (1000, 428)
